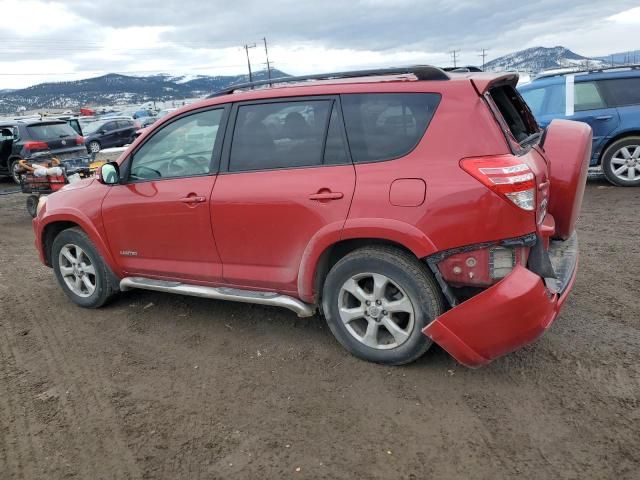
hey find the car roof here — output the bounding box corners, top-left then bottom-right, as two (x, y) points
(528, 64), (640, 86)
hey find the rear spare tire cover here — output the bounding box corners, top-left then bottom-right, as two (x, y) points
(543, 119), (591, 240)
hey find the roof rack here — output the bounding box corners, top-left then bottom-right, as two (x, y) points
(208, 65), (449, 98)
(533, 64), (640, 81)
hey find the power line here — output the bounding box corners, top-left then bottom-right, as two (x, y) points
(263, 37), (272, 81)
(450, 49), (460, 68)
(479, 48), (489, 71)
(243, 43), (256, 82)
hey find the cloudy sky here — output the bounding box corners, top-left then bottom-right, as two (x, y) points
(0, 0), (639, 89)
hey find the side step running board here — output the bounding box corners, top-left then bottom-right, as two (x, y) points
(119, 277), (316, 318)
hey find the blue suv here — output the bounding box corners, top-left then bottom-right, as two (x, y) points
(519, 66), (640, 186)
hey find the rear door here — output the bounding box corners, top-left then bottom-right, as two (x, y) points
(211, 97), (355, 293)
(102, 107), (228, 282)
(570, 79), (619, 160)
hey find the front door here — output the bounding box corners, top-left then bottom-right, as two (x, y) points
(102, 107), (228, 283)
(212, 97), (355, 293)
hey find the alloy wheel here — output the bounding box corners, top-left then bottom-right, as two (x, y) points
(610, 145), (640, 182)
(58, 244), (97, 298)
(338, 272), (415, 350)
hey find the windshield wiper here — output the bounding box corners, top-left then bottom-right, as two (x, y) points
(520, 131), (542, 147)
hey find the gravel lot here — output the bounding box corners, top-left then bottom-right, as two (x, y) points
(0, 176), (638, 479)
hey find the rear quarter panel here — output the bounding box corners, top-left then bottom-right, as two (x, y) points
(345, 80), (537, 254)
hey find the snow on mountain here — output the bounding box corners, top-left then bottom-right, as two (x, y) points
(485, 46), (609, 73)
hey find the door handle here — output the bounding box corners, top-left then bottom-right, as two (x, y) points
(309, 191), (344, 201)
(180, 195), (206, 204)
(595, 115), (613, 120)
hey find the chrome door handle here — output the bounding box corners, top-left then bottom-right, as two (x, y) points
(309, 191), (344, 201)
(180, 196), (206, 204)
(595, 115), (612, 120)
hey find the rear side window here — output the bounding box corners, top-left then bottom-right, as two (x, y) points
(574, 82), (606, 111)
(229, 100), (333, 172)
(599, 77), (640, 107)
(488, 85), (539, 145)
(26, 123), (77, 140)
(341, 93), (440, 163)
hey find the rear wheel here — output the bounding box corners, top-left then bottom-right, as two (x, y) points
(88, 141), (101, 154)
(322, 246), (445, 365)
(602, 136), (640, 187)
(52, 227), (117, 308)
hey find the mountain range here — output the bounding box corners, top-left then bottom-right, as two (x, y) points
(1, 46), (639, 114)
(0, 69), (288, 114)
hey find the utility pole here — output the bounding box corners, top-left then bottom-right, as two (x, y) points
(479, 48), (489, 71)
(450, 49), (460, 68)
(244, 43), (256, 82)
(262, 37), (272, 80)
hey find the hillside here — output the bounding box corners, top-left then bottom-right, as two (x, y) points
(0, 69), (289, 114)
(484, 46), (609, 72)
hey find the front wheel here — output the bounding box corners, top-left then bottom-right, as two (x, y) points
(9, 159), (21, 184)
(602, 136), (640, 187)
(52, 227), (117, 308)
(322, 246), (445, 365)
(26, 195), (39, 218)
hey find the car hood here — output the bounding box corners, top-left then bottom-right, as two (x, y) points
(59, 177), (95, 192)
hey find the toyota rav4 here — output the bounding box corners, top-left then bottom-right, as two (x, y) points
(32, 66), (590, 367)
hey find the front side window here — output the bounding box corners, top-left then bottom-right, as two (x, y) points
(341, 93), (440, 163)
(229, 100), (333, 172)
(574, 82), (606, 111)
(130, 109), (222, 181)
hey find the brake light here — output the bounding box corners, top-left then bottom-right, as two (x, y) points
(23, 141), (49, 152)
(75, 135), (84, 145)
(461, 157), (536, 211)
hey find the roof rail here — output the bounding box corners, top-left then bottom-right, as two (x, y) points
(533, 64), (640, 81)
(207, 65), (449, 98)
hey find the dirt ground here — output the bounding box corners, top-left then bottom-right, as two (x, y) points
(0, 176), (638, 480)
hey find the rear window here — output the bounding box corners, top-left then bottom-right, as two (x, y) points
(26, 123), (77, 140)
(599, 77), (640, 107)
(487, 85), (539, 147)
(341, 93), (440, 163)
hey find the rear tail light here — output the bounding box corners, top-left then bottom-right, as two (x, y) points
(461, 157), (536, 211)
(23, 141), (49, 152)
(489, 247), (515, 279)
(438, 245), (529, 287)
(75, 135), (84, 145)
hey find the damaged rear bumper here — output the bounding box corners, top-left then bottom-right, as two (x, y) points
(423, 232), (578, 368)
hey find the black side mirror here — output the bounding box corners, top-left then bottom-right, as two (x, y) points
(99, 162), (120, 185)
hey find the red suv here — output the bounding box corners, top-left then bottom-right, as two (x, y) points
(32, 66), (590, 367)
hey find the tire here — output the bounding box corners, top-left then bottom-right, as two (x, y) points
(602, 136), (640, 187)
(88, 141), (101, 154)
(26, 195), (39, 218)
(9, 158), (21, 184)
(52, 227), (117, 308)
(322, 246), (445, 365)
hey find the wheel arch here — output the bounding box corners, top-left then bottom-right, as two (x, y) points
(297, 220), (438, 304)
(40, 214), (121, 278)
(598, 130), (640, 163)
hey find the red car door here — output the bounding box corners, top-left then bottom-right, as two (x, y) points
(212, 97), (355, 293)
(102, 107), (228, 283)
